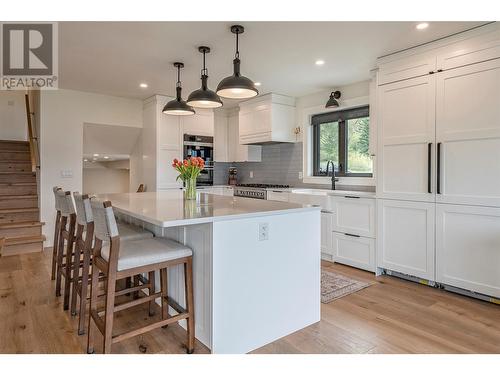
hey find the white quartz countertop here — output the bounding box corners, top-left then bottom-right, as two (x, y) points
(266, 187), (376, 198)
(94, 191), (320, 228)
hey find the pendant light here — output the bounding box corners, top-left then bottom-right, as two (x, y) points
(187, 46), (223, 109)
(325, 90), (341, 108)
(216, 25), (259, 99)
(162, 62), (195, 116)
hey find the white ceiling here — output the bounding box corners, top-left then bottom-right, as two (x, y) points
(59, 21), (487, 101)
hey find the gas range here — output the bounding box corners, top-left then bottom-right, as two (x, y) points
(233, 184), (290, 200)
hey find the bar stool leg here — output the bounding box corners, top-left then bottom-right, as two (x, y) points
(184, 258), (195, 354)
(103, 277), (117, 354)
(133, 275), (140, 299)
(63, 240), (74, 310)
(87, 264), (100, 354)
(55, 217), (67, 297)
(160, 268), (169, 327)
(51, 212), (60, 280)
(148, 271), (156, 317)
(77, 244), (92, 334)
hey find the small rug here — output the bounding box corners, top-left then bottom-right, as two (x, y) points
(321, 270), (373, 303)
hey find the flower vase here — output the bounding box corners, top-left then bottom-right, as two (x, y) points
(184, 177), (197, 200)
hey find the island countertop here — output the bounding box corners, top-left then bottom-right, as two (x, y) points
(94, 191), (320, 228)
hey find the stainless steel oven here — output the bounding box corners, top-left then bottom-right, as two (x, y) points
(183, 134), (213, 186)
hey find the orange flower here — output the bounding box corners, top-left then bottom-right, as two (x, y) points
(183, 160), (189, 166)
(173, 158), (179, 164)
(192, 158), (199, 166)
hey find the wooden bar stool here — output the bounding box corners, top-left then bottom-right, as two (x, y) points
(51, 186), (62, 281)
(54, 190), (77, 310)
(71, 192), (155, 335)
(87, 199), (195, 354)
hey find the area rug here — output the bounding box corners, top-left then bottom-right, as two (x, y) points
(321, 270), (374, 303)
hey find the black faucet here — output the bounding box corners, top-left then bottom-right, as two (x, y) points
(325, 160), (338, 190)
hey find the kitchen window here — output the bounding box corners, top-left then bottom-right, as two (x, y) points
(312, 106), (372, 177)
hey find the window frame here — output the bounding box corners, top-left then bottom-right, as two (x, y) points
(312, 105), (372, 178)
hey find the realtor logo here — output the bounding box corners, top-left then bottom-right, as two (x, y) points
(1, 22), (58, 90)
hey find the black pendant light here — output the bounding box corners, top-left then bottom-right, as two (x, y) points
(325, 91), (341, 108)
(162, 62), (195, 116)
(216, 25), (258, 99)
(187, 46), (223, 109)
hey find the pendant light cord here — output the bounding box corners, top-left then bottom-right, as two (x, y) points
(202, 49), (208, 76)
(176, 65), (181, 88)
(235, 32), (240, 59)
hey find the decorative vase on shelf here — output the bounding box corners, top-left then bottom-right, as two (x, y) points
(172, 157), (205, 200)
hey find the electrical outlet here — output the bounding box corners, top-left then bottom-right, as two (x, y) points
(250, 171), (254, 178)
(60, 169), (73, 178)
(259, 223), (269, 241)
(298, 171), (303, 179)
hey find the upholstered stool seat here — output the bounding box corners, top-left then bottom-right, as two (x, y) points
(101, 238), (192, 271)
(115, 222), (154, 242)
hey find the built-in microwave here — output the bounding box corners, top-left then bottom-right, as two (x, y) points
(183, 134), (213, 186)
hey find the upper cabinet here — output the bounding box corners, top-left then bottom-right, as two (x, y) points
(238, 93), (296, 145)
(228, 111), (262, 162)
(181, 109), (214, 136)
(378, 54), (436, 85)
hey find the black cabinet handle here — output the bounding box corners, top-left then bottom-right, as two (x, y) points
(344, 195), (361, 199)
(428, 143), (432, 193)
(437, 142), (442, 194)
(344, 233), (360, 238)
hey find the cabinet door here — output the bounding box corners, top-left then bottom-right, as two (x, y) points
(181, 110), (214, 136)
(331, 196), (376, 238)
(332, 232), (375, 272)
(214, 115), (228, 162)
(435, 59), (500, 207)
(377, 199), (435, 280)
(321, 212), (333, 255)
(378, 55), (436, 85)
(377, 75), (436, 202)
(223, 187), (234, 196)
(436, 204), (500, 298)
(267, 191), (289, 202)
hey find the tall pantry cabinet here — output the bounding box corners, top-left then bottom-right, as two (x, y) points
(376, 24), (500, 298)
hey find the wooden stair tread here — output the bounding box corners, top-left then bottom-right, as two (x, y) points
(0, 182), (37, 186)
(0, 207), (39, 213)
(3, 235), (46, 245)
(0, 195), (37, 200)
(0, 220), (43, 229)
(0, 160), (31, 164)
(0, 149), (30, 153)
(0, 140), (29, 144)
(0, 171), (35, 175)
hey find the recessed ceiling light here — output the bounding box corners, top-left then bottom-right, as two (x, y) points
(139, 83), (148, 88)
(416, 22), (429, 30)
(254, 82), (261, 87)
(103, 156), (109, 159)
(93, 153), (99, 157)
(83, 159), (88, 162)
(315, 60), (325, 66)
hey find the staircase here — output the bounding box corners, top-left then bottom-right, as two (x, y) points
(0, 141), (45, 256)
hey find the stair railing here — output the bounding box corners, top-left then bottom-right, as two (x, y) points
(25, 93), (40, 173)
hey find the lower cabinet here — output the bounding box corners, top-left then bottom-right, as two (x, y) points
(320, 211), (333, 256)
(377, 199), (435, 281)
(436, 203), (500, 298)
(332, 232), (375, 272)
(267, 190), (289, 202)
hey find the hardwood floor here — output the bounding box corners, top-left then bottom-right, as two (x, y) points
(0, 249), (498, 354)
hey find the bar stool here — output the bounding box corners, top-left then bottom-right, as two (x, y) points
(51, 186), (62, 281)
(71, 192), (155, 335)
(87, 199), (195, 354)
(54, 190), (77, 310)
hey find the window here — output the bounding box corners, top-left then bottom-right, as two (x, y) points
(312, 106), (372, 177)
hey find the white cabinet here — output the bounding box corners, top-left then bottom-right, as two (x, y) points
(227, 111), (262, 162)
(181, 109), (214, 136)
(331, 196), (375, 238)
(377, 75), (436, 202)
(435, 58), (500, 207)
(321, 212), (333, 256)
(238, 93), (296, 145)
(377, 199), (435, 281)
(378, 54), (436, 85)
(436, 204), (500, 298)
(223, 186), (234, 196)
(198, 186), (233, 196)
(332, 233), (375, 272)
(267, 190), (289, 202)
(214, 113), (229, 162)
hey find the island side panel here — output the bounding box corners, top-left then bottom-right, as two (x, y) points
(212, 209), (321, 354)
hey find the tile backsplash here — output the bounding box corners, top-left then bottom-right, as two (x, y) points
(213, 142), (374, 192)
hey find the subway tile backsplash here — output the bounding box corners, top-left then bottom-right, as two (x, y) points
(213, 142), (374, 192)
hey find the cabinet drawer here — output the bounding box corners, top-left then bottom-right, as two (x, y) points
(332, 232), (375, 272)
(331, 196), (375, 238)
(267, 190), (289, 202)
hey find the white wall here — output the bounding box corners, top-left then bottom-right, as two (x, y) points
(83, 168), (130, 194)
(40, 89), (142, 246)
(0, 91), (28, 141)
(129, 135), (143, 192)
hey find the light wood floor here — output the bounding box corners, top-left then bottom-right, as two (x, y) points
(0, 249), (498, 354)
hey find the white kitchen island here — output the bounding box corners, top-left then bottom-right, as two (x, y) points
(94, 191), (321, 354)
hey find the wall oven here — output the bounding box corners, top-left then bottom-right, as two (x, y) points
(183, 134), (214, 186)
